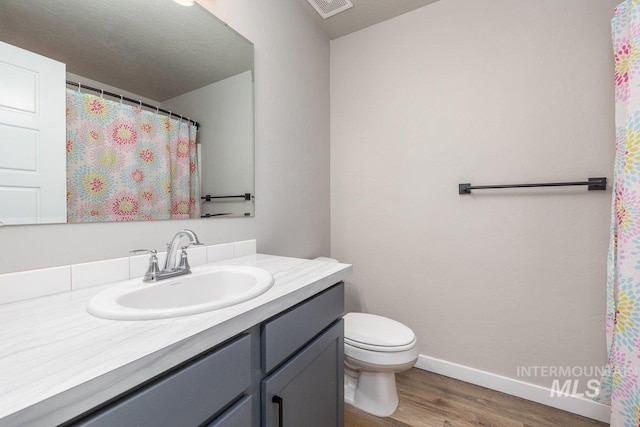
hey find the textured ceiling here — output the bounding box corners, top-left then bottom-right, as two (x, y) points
(0, 0), (253, 101)
(0, 0), (440, 100)
(294, 0), (441, 40)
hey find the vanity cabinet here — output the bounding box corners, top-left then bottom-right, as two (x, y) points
(262, 321), (343, 427)
(261, 282), (345, 427)
(68, 283), (344, 427)
(73, 334), (252, 427)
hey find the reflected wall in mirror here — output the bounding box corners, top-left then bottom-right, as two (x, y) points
(0, 0), (254, 225)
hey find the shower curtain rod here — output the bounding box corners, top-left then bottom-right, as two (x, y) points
(458, 177), (607, 194)
(66, 81), (200, 129)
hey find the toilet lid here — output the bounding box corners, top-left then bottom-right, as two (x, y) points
(344, 312), (416, 351)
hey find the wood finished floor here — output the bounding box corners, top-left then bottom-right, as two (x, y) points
(345, 368), (608, 427)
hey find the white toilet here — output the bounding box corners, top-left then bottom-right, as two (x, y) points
(313, 257), (419, 417)
(343, 312), (418, 417)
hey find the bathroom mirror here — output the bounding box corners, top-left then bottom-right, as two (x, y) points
(0, 0), (254, 225)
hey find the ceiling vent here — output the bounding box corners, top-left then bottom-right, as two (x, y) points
(306, 0), (353, 19)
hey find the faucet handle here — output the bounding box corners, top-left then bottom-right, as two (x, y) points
(130, 250), (160, 282)
(178, 246), (192, 272)
(130, 249), (157, 255)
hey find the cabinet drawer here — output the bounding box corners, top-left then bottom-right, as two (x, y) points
(206, 395), (252, 427)
(74, 334), (251, 427)
(262, 283), (344, 373)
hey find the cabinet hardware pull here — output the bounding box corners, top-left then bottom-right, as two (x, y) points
(272, 395), (283, 426)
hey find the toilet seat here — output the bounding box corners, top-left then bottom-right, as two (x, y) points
(344, 312), (416, 352)
(345, 336), (417, 352)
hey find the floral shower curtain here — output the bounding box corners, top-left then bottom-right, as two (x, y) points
(601, 1), (640, 424)
(66, 90), (200, 222)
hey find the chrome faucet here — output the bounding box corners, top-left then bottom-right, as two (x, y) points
(131, 229), (204, 283)
(164, 229), (203, 271)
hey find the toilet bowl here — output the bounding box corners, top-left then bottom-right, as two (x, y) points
(343, 312), (418, 417)
(312, 257), (418, 417)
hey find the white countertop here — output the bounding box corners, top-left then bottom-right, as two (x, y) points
(0, 254), (352, 426)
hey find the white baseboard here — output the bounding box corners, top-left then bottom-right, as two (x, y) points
(414, 354), (610, 424)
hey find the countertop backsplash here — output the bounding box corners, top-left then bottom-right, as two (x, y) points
(0, 239), (257, 305)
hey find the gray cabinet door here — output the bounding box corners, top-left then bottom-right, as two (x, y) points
(262, 320), (344, 427)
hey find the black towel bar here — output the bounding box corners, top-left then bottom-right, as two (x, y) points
(201, 193), (252, 201)
(458, 177), (607, 194)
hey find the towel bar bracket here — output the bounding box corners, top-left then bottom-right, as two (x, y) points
(587, 177), (607, 191)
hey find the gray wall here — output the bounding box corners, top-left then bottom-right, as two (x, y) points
(205, 0), (331, 259)
(331, 0), (616, 390)
(0, 0), (330, 273)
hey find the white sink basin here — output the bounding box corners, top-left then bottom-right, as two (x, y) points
(87, 265), (274, 320)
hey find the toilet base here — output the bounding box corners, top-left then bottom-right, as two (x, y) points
(344, 370), (399, 417)
(344, 371), (357, 406)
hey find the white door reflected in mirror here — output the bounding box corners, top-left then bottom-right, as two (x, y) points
(0, 42), (66, 224)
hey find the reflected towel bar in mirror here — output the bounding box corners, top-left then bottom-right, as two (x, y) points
(201, 193), (252, 201)
(458, 177), (607, 194)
